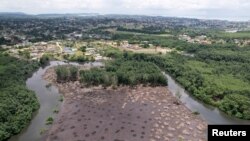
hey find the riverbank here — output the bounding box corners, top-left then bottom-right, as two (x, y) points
(0, 54), (40, 141)
(43, 67), (207, 141)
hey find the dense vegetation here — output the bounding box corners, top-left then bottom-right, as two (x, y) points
(117, 26), (167, 34)
(111, 31), (236, 51)
(112, 32), (192, 50)
(39, 54), (51, 65)
(101, 44), (250, 119)
(118, 48), (250, 119)
(178, 28), (250, 40)
(55, 60), (167, 87)
(0, 53), (40, 140)
(62, 54), (94, 63)
(209, 31), (250, 40)
(94, 27), (250, 120)
(55, 65), (78, 83)
(80, 60), (167, 87)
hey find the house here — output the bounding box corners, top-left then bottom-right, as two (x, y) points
(63, 47), (75, 55)
(71, 48), (77, 52)
(179, 34), (192, 41)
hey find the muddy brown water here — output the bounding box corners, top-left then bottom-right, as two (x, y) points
(9, 61), (250, 141)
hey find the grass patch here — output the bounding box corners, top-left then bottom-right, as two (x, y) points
(59, 96), (64, 102)
(40, 128), (48, 135)
(46, 117), (54, 125)
(192, 111), (200, 115)
(53, 108), (59, 114)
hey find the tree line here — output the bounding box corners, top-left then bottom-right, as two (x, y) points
(55, 60), (167, 87)
(119, 51), (250, 120)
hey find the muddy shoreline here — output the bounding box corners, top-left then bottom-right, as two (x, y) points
(43, 68), (207, 141)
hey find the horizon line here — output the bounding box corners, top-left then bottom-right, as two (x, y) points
(0, 11), (249, 22)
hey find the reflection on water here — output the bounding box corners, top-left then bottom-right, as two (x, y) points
(9, 61), (103, 141)
(166, 73), (250, 125)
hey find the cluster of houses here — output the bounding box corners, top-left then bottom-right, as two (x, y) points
(7, 41), (61, 60)
(234, 39), (250, 46)
(63, 47), (77, 55)
(29, 42), (61, 60)
(179, 34), (212, 45)
(120, 41), (140, 49)
(85, 47), (108, 61)
(179, 34), (250, 47)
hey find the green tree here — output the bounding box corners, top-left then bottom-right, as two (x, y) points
(40, 54), (50, 65)
(80, 46), (86, 52)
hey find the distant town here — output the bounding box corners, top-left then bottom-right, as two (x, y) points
(1, 13), (250, 62)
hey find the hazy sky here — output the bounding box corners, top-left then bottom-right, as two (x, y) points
(0, 0), (250, 21)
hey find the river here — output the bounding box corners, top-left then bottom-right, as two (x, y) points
(9, 61), (250, 141)
(166, 74), (250, 125)
(9, 61), (103, 141)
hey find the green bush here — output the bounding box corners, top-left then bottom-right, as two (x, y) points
(69, 55), (89, 63)
(219, 94), (250, 119)
(69, 66), (78, 81)
(55, 65), (78, 82)
(79, 60), (167, 87)
(0, 53), (39, 141)
(39, 54), (50, 65)
(55, 66), (69, 82)
(46, 117), (54, 125)
(121, 51), (250, 120)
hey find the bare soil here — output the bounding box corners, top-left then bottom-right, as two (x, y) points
(117, 46), (173, 54)
(43, 68), (207, 141)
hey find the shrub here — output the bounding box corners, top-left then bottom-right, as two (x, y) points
(69, 66), (78, 81)
(79, 60), (167, 87)
(55, 66), (69, 82)
(219, 94), (250, 119)
(0, 54), (39, 140)
(46, 117), (54, 125)
(40, 54), (50, 65)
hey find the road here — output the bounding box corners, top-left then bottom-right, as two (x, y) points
(56, 42), (63, 53)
